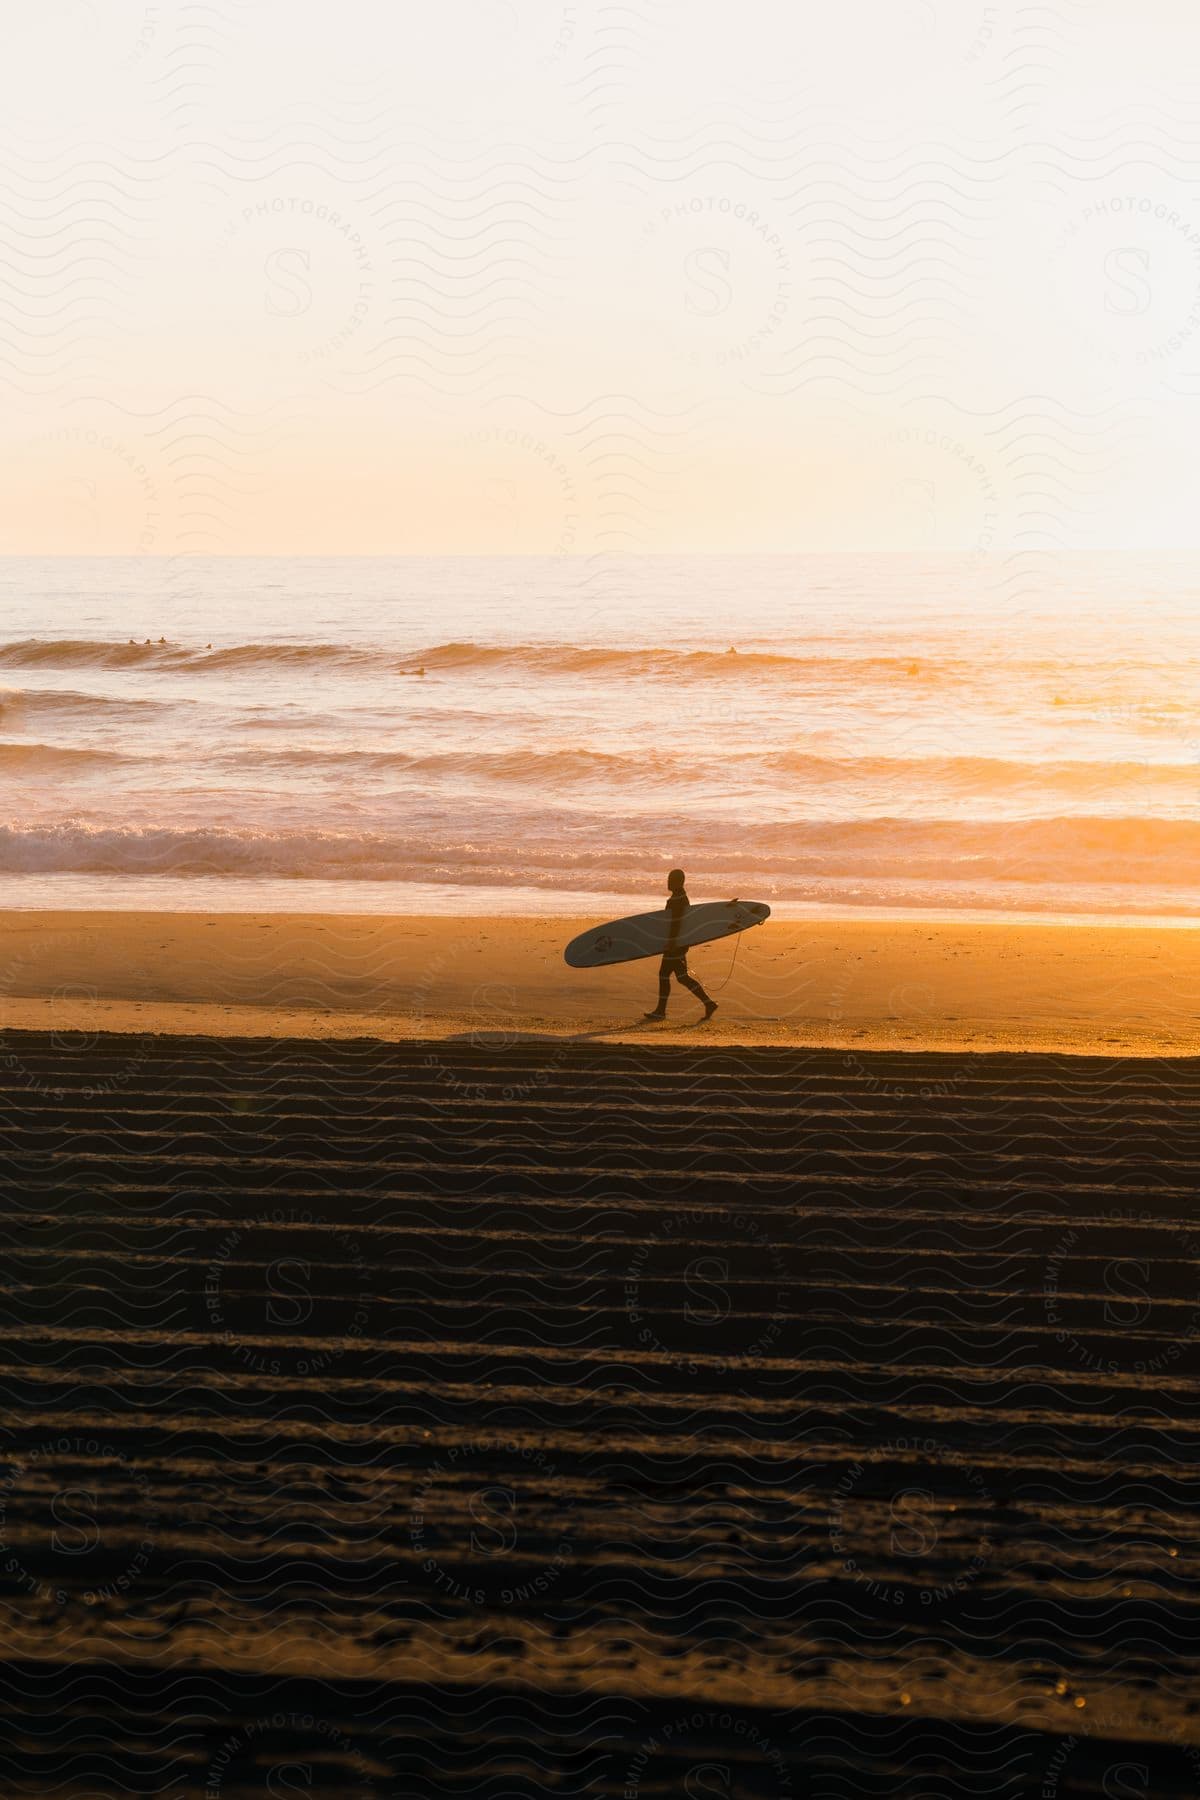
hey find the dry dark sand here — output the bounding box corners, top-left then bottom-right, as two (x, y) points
(2, 1029), (1199, 1795)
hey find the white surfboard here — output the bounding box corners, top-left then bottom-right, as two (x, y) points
(564, 900), (770, 969)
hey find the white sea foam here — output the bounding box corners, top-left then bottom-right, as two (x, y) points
(2, 552), (1198, 915)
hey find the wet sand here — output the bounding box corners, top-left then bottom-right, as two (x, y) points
(2, 1027), (1199, 1794)
(2, 910), (1200, 1054)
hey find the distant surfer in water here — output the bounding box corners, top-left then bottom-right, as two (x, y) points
(644, 868), (717, 1022)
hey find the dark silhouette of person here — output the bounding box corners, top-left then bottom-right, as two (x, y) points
(644, 868), (717, 1021)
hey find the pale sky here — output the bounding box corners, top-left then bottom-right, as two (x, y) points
(2, 0), (1199, 552)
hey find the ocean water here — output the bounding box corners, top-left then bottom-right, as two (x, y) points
(2, 553), (1199, 919)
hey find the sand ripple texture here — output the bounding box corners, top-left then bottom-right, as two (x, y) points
(1, 1033), (1199, 1796)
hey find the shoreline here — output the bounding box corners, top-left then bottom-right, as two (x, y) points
(3, 910), (1199, 1055)
(5, 874), (1200, 928)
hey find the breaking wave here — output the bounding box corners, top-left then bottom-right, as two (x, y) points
(0, 742), (133, 771)
(0, 636), (963, 683)
(227, 744), (1200, 799)
(0, 686), (171, 723)
(5, 816), (1199, 889)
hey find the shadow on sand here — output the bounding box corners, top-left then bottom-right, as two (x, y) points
(441, 1018), (719, 1047)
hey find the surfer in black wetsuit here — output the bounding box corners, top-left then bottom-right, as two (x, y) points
(644, 868), (718, 1022)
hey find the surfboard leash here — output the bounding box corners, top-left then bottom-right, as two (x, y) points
(708, 926), (744, 993)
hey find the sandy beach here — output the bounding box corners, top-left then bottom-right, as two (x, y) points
(4, 911), (1200, 1797)
(2, 1021), (1199, 1794)
(2, 910), (1200, 1055)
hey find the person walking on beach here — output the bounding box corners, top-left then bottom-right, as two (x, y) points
(644, 868), (718, 1022)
